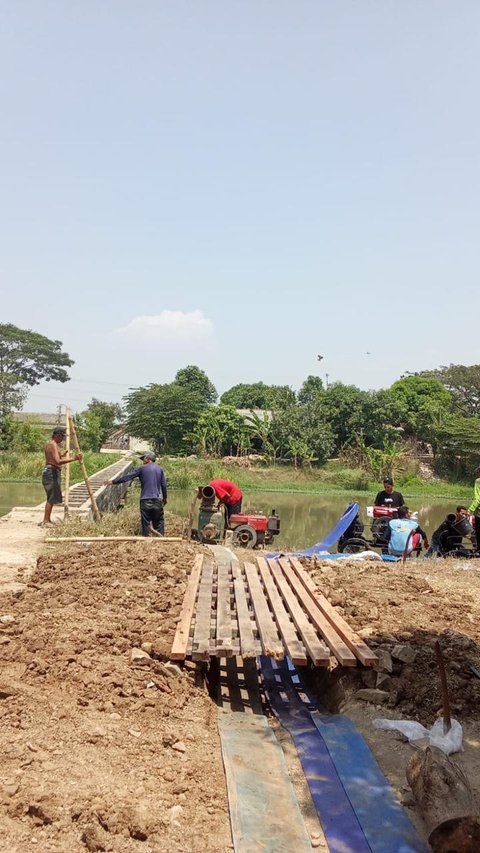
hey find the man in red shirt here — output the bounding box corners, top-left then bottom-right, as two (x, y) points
(209, 479), (243, 520)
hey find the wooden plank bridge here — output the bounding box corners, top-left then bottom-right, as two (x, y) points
(171, 553), (378, 668)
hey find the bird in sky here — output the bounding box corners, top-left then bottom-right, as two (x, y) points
(366, 352), (371, 356)
(317, 355), (323, 361)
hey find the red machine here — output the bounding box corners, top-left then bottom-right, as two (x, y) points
(229, 511), (280, 548)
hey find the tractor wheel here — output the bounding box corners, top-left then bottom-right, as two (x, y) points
(338, 537), (368, 554)
(232, 524), (258, 548)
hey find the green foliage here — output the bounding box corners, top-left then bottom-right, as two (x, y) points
(386, 375), (452, 448)
(321, 383), (391, 451)
(190, 404), (251, 456)
(0, 451), (120, 482)
(297, 375), (324, 405)
(174, 365), (217, 405)
(125, 383), (206, 454)
(220, 382), (296, 409)
(425, 364), (480, 417)
(434, 414), (480, 475)
(341, 433), (408, 481)
(0, 323), (74, 418)
(269, 401), (335, 467)
(75, 399), (122, 452)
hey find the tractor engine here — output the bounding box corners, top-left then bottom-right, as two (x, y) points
(229, 509), (280, 549)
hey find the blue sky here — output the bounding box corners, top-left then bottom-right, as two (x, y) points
(1, 1), (479, 412)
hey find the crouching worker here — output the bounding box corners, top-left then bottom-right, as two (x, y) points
(386, 505), (429, 557)
(427, 506), (472, 557)
(104, 451), (167, 536)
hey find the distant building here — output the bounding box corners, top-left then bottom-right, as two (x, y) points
(13, 412), (65, 429)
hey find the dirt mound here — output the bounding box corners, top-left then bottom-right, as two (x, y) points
(0, 542), (231, 852)
(303, 556), (480, 724)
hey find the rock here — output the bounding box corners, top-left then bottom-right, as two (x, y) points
(128, 728), (142, 738)
(357, 626), (375, 638)
(375, 650), (393, 673)
(130, 647), (151, 665)
(0, 615), (15, 625)
(391, 644), (417, 664)
(168, 804), (184, 822)
(360, 669), (377, 688)
(355, 689), (389, 704)
(164, 662), (182, 678)
(172, 740), (186, 753)
(140, 642), (153, 655)
(84, 725), (107, 743)
(81, 824), (106, 852)
(376, 672), (392, 690)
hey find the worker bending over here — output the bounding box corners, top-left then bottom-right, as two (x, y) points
(105, 451), (167, 536)
(205, 479), (243, 521)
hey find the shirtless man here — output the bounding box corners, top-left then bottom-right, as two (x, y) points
(41, 426), (81, 526)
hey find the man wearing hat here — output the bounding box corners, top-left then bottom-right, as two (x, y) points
(104, 451), (167, 536)
(41, 426), (82, 527)
(374, 477), (404, 509)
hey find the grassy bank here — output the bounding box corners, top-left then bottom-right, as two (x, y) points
(160, 457), (473, 500)
(0, 451), (122, 482)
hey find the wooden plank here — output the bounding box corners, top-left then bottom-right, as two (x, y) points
(288, 557), (378, 667)
(45, 536), (182, 542)
(215, 561), (234, 656)
(267, 559), (330, 667)
(277, 559), (356, 667)
(244, 561), (284, 660)
(192, 559), (215, 661)
(171, 554), (205, 660)
(232, 563), (260, 659)
(256, 558), (307, 666)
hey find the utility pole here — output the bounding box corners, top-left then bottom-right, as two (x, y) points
(325, 373), (329, 389)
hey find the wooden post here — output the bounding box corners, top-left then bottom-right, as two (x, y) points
(68, 415), (101, 521)
(64, 406), (71, 518)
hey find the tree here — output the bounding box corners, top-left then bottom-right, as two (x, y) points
(174, 365), (217, 405)
(386, 375), (452, 449)
(75, 410), (104, 452)
(220, 382), (296, 409)
(124, 383), (206, 454)
(86, 399), (122, 445)
(190, 405), (251, 456)
(269, 401), (334, 467)
(435, 414), (480, 475)
(424, 364), (480, 417)
(0, 323), (74, 418)
(297, 375), (324, 405)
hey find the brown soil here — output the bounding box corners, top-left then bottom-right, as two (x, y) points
(0, 541), (231, 853)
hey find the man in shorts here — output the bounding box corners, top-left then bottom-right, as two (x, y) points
(41, 426), (81, 526)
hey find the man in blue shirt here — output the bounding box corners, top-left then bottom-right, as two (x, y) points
(104, 451), (167, 536)
(385, 505), (429, 556)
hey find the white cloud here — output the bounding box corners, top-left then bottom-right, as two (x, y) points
(116, 309), (214, 342)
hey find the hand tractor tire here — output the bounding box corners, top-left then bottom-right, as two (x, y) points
(338, 537), (368, 554)
(232, 524), (258, 548)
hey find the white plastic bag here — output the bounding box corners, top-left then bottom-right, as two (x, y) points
(373, 717), (463, 754)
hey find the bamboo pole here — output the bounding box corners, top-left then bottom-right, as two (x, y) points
(45, 536), (182, 543)
(64, 405), (71, 518)
(68, 415), (101, 521)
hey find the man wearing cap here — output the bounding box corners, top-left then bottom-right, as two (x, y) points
(104, 451), (167, 537)
(41, 427), (82, 527)
(374, 477), (404, 509)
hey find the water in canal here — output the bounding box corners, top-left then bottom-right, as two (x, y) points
(0, 482), (470, 551)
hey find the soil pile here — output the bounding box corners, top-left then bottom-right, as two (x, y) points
(0, 542), (231, 853)
(303, 556), (480, 724)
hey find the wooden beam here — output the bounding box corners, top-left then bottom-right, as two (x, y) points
(170, 554), (204, 660)
(267, 559), (330, 667)
(256, 558), (307, 666)
(192, 559), (215, 661)
(215, 561), (234, 656)
(244, 561), (284, 660)
(64, 405), (71, 518)
(277, 558), (356, 667)
(45, 536), (182, 543)
(288, 557), (378, 667)
(232, 563), (260, 659)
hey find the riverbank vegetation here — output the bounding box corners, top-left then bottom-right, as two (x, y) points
(0, 451), (121, 482)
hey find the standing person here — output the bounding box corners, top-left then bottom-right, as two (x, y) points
(41, 426), (81, 527)
(374, 477), (405, 509)
(385, 505), (429, 557)
(104, 451), (167, 537)
(468, 466), (480, 552)
(208, 479), (243, 521)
